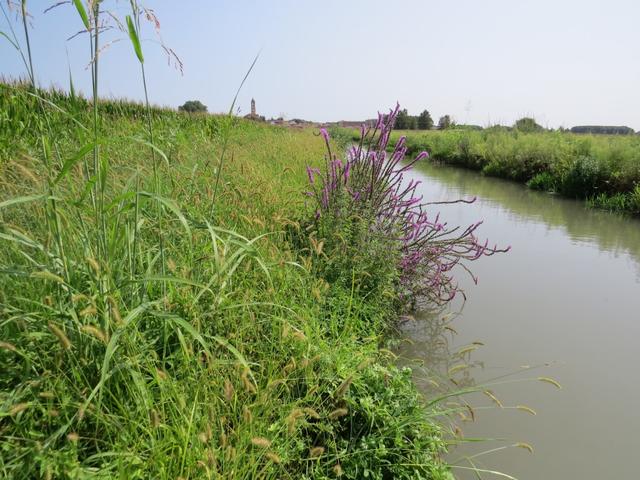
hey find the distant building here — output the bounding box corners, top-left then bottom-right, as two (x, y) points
(244, 98), (265, 121)
(336, 119), (376, 129)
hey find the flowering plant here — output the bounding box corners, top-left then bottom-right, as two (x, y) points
(306, 104), (509, 305)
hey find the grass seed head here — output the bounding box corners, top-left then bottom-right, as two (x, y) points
(266, 451), (281, 464)
(81, 325), (108, 343)
(483, 390), (503, 408)
(224, 378), (235, 402)
(515, 442), (534, 453)
(251, 437), (271, 448)
(309, 446), (324, 458)
(0, 341), (17, 352)
(241, 369), (256, 394)
(516, 405), (537, 416)
(334, 375), (353, 398)
(48, 322), (71, 350)
(538, 376), (562, 389)
(328, 408), (348, 420)
(10, 403), (29, 416)
(106, 296), (123, 325)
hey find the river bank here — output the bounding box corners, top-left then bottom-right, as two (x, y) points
(1, 84), (460, 479)
(337, 127), (640, 215)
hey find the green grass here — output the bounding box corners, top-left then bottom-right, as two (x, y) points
(0, 79), (456, 479)
(339, 127), (640, 215)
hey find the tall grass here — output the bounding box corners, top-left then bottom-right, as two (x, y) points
(0, 3), (469, 479)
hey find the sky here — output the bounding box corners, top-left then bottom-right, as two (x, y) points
(2, 0), (640, 129)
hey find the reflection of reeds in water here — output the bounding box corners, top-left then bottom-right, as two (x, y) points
(395, 306), (563, 478)
(395, 307), (482, 395)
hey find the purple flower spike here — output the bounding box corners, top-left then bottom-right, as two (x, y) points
(306, 165), (315, 184)
(305, 103), (509, 306)
(415, 151), (429, 161)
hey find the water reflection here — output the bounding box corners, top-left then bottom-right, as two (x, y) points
(397, 310), (479, 394)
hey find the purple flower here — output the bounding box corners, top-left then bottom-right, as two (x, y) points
(305, 103), (509, 306)
(306, 166), (316, 184)
(415, 151), (429, 161)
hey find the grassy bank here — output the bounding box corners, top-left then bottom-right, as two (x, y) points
(0, 81), (457, 479)
(339, 127), (640, 215)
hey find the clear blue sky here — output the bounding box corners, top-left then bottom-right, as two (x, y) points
(2, 0), (639, 129)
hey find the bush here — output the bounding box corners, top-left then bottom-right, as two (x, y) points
(527, 171), (557, 192)
(514, 117), (543, 133)
(558, 155), (609, 198)
(178, 99), (207, 113)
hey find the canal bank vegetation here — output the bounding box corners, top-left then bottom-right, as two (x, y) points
(0, 83), (458, 478)
(0, 3), (510, 477)
(338, 127), (640, 215)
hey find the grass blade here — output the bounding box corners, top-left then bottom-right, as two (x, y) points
(126, 15), (144, 64)
(72, 0), (90, 30)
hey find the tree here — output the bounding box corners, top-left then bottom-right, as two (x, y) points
(417, 110), (434, 130)
(514, 117), (543, 133)
(179, 100), (207, 113)
(437, 115), (453, 130)
(395, 109), (410, 130)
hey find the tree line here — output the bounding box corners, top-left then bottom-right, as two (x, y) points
(394, 109), (454, 130)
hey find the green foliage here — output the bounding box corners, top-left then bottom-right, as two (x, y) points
(384, 128), (640, 215)
(395, 109), (428, 130)
(332, 365), (451, 480)
(309, 197), (400, 317)
(587, 185), (640, 215)
(558, 155), (609, 197)
(178, 99), (207, 113)
(327, 125), (355, 149)
(514, 117), (543, 133)
(527, 171), (557, 192)
(0, 80), (452, 479)
(437, 115), (453, 130)
(571, 125), (635, 135)
(395, 108), (411, 130)
(418, 110), (434, 130)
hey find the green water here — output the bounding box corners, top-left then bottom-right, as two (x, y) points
(398, 162), (640, 479)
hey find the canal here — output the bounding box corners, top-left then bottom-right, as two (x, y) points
(398, 161), (640, 479)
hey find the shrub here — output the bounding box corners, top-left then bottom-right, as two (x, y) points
(558, 155), (609, 198)
(178, 99), (207, 113)
(514, 117), (543, 133)
(527, 171), (557, 192)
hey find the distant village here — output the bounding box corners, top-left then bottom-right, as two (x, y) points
(241, 98), (637, 135)
(244, 98), (375, 130)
